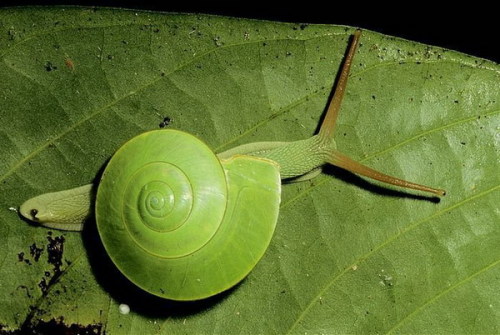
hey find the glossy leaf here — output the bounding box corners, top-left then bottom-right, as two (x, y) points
(0, 7), (498, 334)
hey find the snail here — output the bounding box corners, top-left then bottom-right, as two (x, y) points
(19, 30), (445, 301)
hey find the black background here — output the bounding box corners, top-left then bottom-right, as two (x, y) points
(0, 1), (498, 63)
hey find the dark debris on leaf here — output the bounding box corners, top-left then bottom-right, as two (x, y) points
(38, 277), (48, 294)
(44, 61), (57, 72)
(47, 235), (65, 274)
(51, 319), (101, 334)
(159, 116), (172, 128)
(29, 243), (44, 262)
(3, 318), (103, 335)
(17, 252), (25, 262)
(11, 234), (83, 334)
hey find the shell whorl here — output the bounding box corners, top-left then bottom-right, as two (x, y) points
(96, 130), (281, 300)
(97, 130), (227, 258)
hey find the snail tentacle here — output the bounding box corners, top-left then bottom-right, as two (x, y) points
(253, 29), (445, 197)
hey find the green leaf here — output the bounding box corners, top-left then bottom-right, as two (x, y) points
(1, 7), (498, 334)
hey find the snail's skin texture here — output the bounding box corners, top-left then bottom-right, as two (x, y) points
(19, 30), (445, 301)
(19, 184), (92, 231)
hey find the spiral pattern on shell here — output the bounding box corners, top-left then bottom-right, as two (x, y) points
(96, 130), (281, 301)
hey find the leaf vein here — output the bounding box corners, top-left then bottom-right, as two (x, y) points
(285, 185), (499, 334)
(386, 257), (500, 334)
(280, 106), (500, 209)
(0, 32), (351, 185)
(2, 27), (495, 185)
(364, 108), (500, 161)
(19, 252), (84, 328)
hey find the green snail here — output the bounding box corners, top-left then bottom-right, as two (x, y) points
(19, 30), (445, 301)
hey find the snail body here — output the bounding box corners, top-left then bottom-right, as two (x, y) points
(20, 31), (445, 301)
(21, 130), (282, 301)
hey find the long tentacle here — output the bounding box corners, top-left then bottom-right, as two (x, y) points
(318, 29), (361, 141)
(329, 150), (446, 196)
(317, 30), (445, 197)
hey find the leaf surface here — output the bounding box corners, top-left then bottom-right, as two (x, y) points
(0, 7), (498, 334)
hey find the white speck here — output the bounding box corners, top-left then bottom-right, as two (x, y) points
(196, 278), (201, 282)
(352, 265), (358, 271)
(119, 304), (130, 315)
(213, 36), (223, 47)
(8, 207), (18, 213)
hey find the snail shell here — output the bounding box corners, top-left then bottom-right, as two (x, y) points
(96, 129), (281, 301)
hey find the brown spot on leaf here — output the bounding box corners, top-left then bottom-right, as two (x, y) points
(64, 58), (75, 71)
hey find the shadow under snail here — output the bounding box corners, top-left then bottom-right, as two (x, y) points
(19, 30), (445, 301)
